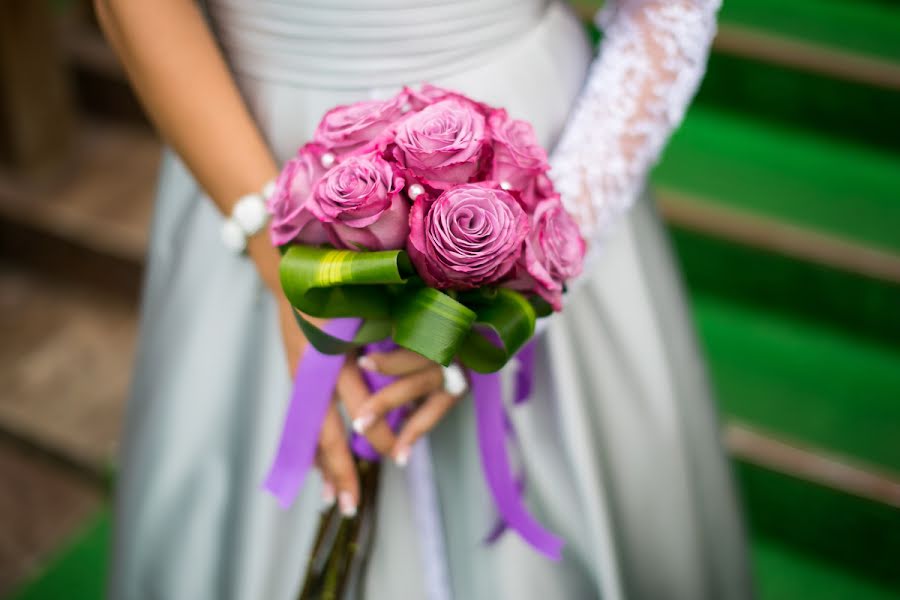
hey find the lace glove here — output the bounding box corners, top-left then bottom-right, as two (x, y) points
(550, 0), (721, 245)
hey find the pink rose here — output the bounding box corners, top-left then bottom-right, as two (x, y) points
(488, 110), (549, 188)
(309, 152), (409, 250)
(408, 183), (529, 290)
(401, 84), (495, 114)
(403, 84), (453, 111)
(392, 99), (488, 189)
(313, 95), (408, 155)
(267, 144), (330, 247)
(507, 196), (585, 310)
(518, 172), (557, 213)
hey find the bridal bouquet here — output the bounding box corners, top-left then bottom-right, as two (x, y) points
(263, 84), (584, 596)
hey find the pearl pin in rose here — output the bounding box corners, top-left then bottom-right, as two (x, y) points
(408, 183), (425, 200)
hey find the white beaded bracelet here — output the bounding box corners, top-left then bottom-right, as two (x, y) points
(221, 179), (276, 254)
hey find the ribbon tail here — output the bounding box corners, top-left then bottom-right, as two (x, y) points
(469, 370), (564, 560)
(483, 475), (526, 544)
(263, 318), (362, 507)
(514, 340), (536, 405)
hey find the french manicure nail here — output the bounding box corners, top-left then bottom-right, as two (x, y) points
(394, 446), (410, 468)
(352, 412), (374, 434)
(357, 355), (377, 372)
(321, 482), (336, 511)
(339, 492), (357, 518)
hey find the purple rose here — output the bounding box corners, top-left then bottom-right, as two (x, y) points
(392, 99), (488, 189)
(313, 95), (408, 155)
(267, 144), (330, 247)
(309, 152), (409, 250)
(408, 183), (530, 289)
(507, 196), (585, 310)
(488, 109), (549, 192)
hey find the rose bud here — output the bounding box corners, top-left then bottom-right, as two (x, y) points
(392, 99), (488, 189)
(506, 196), (586, 311)
(308, 152), (409, 251)
(267, 144), (330, 247)
(487, 110), (555, 212)
(488, 109), (550, 190)
(408, 182), (530, 290)
(313, 95), (408, 155)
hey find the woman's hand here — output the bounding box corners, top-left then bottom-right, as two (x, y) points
(279, 293), (465, 517)
(352, 349), (464, 465)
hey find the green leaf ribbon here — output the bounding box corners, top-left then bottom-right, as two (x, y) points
(279, 245), (538, 372)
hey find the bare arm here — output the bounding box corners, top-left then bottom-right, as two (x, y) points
(95, 0), (461, 515)
(94, 0), (281, 290)
(95, 0), (373, 504)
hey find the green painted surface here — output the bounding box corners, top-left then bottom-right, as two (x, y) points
(9, 512), (110, 600)
(696, 52), (900, 154)
(719, 0), (900, 63)
(695, 294), (900, 472)
(653, 106), (900, 254)
(670, 228), (900, 347)
(738, 462), (900, 591)
(753, 537), (900, 600)
(575, 0), (900, 63)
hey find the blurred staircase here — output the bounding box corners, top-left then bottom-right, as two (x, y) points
(655, 0), (900, 597)
(2, 0), (900, 598)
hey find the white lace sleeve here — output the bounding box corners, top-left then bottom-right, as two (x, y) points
(550, 0), (720, 242)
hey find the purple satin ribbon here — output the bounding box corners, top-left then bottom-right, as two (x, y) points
(263, 318), (362, 506)
(263, 326), (562, 559)
(514, 340), (535, 404)
(470, 367), (563, 560)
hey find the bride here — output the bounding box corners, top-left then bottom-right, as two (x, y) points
(97, 0), (751, 598)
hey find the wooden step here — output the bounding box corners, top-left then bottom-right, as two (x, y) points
(0, 437), (102, 598)
(0, 260), (137, 476)
(6, 510), (109, 600)
(0, 120), (157, 267)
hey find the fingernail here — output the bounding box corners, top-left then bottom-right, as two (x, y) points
(351, 411), (374, 434)
(357, 355), (377, 372)
(321, 482), (335, 511)
(394, 446), (410, 468)
(339, 492), (357, 518)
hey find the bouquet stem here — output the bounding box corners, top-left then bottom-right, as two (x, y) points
(298, 460), (381, 600)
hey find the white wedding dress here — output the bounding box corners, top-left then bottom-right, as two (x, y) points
(110, 1), (751, 598)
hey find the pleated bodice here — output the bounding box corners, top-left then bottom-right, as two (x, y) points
(207, 0), (549, 89)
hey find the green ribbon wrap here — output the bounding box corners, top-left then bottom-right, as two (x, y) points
(279, 245), (547, 373)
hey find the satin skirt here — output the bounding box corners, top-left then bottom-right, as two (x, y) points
(109, 2), (751, 598)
